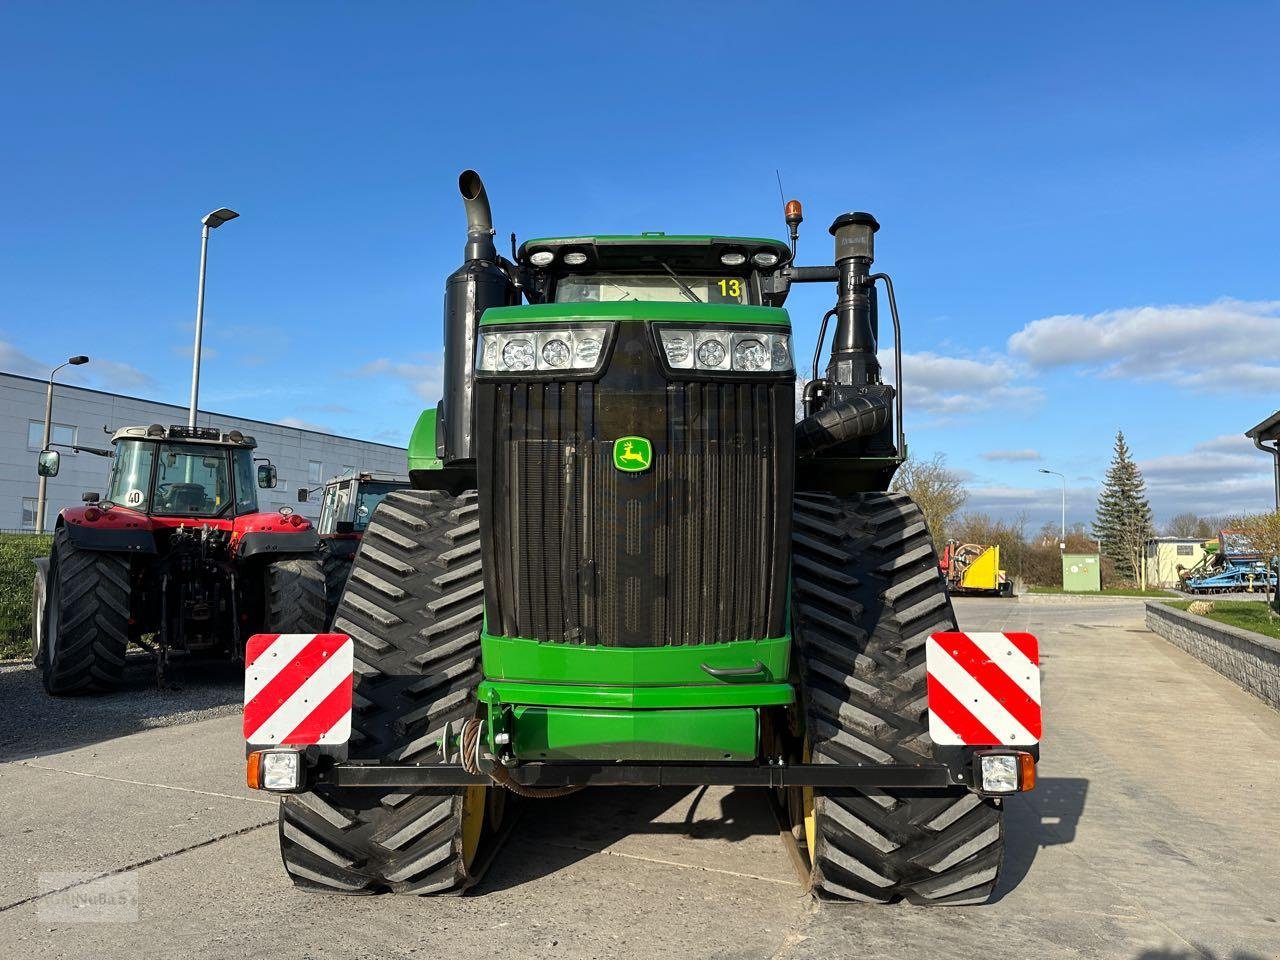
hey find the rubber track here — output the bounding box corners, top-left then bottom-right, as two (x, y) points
(264, 557), (328, 633)
(319, 550), (351, 629)
(793, 491), (1004, 905)
(278, 490), (486, 895)
(42, 527), (131, 694)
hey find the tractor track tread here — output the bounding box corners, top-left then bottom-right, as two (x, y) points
(40, 527), (131, 694)
(278, 489), (490, 896)
(793, 491), (1004, 905)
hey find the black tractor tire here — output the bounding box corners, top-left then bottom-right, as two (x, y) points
(39, 527), (131, 695)
(792, 491), (1004, 905)
(319, 549), (352, 629)
(277, 489), (496, 895)
(263, 557), (329, 634)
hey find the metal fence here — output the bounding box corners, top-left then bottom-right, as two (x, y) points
(0, 530), (50, 658)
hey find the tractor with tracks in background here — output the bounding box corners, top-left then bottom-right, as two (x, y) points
(244, 171), (1042, 904)
(32, 424), (328, 693)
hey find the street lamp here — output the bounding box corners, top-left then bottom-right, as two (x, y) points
(187, 207), (240, 428)
(1039, 468), (1067, 551)
(35, 355), (90, 533)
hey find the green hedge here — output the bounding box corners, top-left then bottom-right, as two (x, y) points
(0, 532), (51, 659)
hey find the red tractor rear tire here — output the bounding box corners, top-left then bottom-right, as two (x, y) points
(38, 527), (131, 695)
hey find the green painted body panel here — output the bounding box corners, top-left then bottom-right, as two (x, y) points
(477, 678), (793, 710)
(406, 408), (442, 473)
(479, 301), (791, 327)
(508, 705), (758, 761)
(481, 631), (792, 686)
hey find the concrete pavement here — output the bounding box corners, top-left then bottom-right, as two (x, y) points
(1, 597), (1277, 960)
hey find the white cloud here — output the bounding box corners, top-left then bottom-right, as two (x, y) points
(171, 344), (219, 361)
(277, 415), (335, 434)
(0, 339), (46, 377)
(360, 353), (445, 404)
(1137, 433), (1274, 517)
(981, 449), (1042, 462)
(1, 338), (155, 392)
(882, 350), (1042, 420)
(1007, 298), (1280, 392)
(87, 359), (156, 391)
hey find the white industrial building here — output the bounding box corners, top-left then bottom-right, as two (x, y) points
(0, 372), (406, 530)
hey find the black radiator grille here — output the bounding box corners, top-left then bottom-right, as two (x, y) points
(476, 351), (793, 647)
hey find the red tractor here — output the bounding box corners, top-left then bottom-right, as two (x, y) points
(298, 470), (409, 624)
(32, 423), (328, 694)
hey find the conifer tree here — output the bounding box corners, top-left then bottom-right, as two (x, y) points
(1092, 431), (1154, 584)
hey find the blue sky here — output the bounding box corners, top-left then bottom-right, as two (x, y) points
(2, 2), (1277, 529)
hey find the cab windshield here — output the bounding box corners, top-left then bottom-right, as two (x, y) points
(151, 444), (232, 517)
(107, 440), (235, 517)
(555, 274), (750, 304)
(353, 481), (401, 532)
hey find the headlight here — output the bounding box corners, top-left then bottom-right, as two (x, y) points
(563, 251), (588, 266)
(659, 326), (793, 373)
(501, 338), (535, 371)
(529, 250), (555, 267)
(752, 251), (780, 267)
(720, 251), (746, 266)
(478, 325), (612, 374)
(695, 335), (729, 368)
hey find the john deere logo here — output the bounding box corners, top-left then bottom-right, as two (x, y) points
(613, 436), (652, 472)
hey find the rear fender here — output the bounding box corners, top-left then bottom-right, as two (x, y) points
(59, 512), (157, 554)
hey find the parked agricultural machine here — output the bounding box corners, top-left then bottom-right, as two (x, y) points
(299, 470), (409, 623)
(1180, 531), (1278, 594)
(32, 424), (327, 693)
(243, 171), (1043, 904)
(941, 541), (1013, 597)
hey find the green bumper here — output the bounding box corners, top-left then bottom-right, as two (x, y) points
(479, 630), (792, 761)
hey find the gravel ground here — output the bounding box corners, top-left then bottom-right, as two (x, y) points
(0, 655), (240, 762)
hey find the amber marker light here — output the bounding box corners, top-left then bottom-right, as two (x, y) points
(1018, 752), (1037, 792)
(246, 751), (263, 790)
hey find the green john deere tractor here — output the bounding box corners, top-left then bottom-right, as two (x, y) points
(246, 170), (1039, 904)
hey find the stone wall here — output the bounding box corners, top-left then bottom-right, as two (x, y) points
(1146, 602), (1280, 711)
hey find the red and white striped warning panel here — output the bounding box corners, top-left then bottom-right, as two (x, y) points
(243, 633), (353, 747)
(926, 632), (1041, 746)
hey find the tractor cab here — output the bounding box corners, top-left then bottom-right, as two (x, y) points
(315, 471), (409, 536)
(516, 235), (794, 307)
(104, 424), (270, 518)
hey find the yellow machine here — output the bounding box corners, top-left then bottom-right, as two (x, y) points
(941, 542), (1012, 596)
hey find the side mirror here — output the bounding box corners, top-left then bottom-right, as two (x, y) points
(37, 450), (60, 477)
(82, 491), (100, 503)
(257, 464), (278, 489)
(297, 487), (309, 503)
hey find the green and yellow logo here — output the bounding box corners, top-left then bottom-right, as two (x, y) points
(613, 436), (652, 472)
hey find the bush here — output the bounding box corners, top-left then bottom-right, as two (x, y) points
(0, 532), (51, 659)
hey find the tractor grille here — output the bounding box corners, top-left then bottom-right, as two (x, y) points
(475, 331), (793, 647)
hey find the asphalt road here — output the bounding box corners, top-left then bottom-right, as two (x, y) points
(1, 597), (1277, 960)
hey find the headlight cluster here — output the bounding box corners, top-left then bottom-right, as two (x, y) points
(658, 328), (793, 373)
(477, 326), (611, 373)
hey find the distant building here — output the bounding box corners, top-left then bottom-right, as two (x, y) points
(1143, 536), (1208, 589)
(0, 372), (406, 530)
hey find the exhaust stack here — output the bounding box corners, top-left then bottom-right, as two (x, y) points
(439, 170), (515, 466)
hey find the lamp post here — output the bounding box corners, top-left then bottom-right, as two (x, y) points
(188, 207), (240, 428)
(1039, 468), (1066, 551)
(35, 355), (90, 533)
